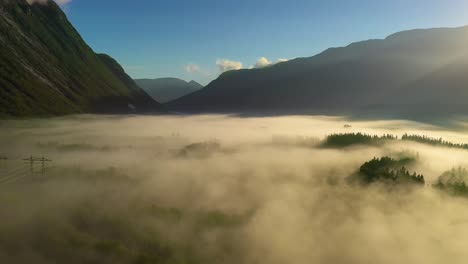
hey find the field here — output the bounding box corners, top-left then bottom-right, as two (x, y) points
(2, 115), (468, 264)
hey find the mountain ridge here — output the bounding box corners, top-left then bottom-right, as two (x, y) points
(135, 77), (202, 103)
(167, 25), (468, 119)
(0, 0), (164, 116)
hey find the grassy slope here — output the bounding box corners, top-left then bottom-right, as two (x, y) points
(0, 0), (163, 116)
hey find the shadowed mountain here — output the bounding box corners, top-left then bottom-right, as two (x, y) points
(135, 78), (202, 103)
(0, 0), (164, 117)
(168, 26), (468, 119)
(384, 55), (468, 119)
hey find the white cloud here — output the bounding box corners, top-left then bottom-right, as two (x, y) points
(27, 0), (71, 6)
(252, 57), (290, 69)
(55, 0), (72, 5)
(254, 57), (272, 68)
(184, 64), (201, 74)
(216, 59), (243, 73)
(184, 64), (212, 81)
(276, 58), (289, 63)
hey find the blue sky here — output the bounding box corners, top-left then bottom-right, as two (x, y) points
(61, 0), (468, 85)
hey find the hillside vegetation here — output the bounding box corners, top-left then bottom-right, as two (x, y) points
(0, 0), (163, 116)
(322, 133), (468, 150)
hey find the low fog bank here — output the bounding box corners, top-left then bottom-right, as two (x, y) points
(1, 115), (468, 264)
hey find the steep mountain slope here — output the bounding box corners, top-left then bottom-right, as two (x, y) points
(0, 0), (163, 116)
(135, 78), (202, 103)
(97, 54), (163, 113)
(168, 26), (468, 117)
(387, 55), (468, 118)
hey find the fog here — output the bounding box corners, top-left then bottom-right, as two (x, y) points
(1, 114), (468, 264)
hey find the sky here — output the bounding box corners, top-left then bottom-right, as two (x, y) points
(59, 0), (468, 85)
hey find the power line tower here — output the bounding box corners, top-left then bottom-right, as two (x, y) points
(22, 156), (52, 176)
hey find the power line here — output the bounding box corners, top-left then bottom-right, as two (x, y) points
(22, 156), (52, 176)
(0, 156), (53, 186)
(0, 168), (31, 183)
(0, 167), (29, 179)
(0, 165), (29, 177)
(0, 164), (29, 176)
(0, 172), (33, 185)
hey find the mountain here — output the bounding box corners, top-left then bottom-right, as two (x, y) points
(135, 78), (202, 103)
(0, 0), (164, 116)
(387, 55), (468, 118)
(168, 26), (468, 119)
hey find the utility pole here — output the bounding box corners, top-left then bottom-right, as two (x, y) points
(23, 156), (52, 176)
(23, 155), (34, 175)
(39, 156), (52, 176)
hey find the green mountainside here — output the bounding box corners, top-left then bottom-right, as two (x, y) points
(0, 0), (163, 116)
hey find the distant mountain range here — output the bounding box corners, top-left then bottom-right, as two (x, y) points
(0, 0), (163, 117)
(135, 78), (202, 103)
(168, 26), (468, 119)
(2, 0), (468, 120)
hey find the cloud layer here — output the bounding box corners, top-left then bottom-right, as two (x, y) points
(185, 57), (290, 79)
(184, 63), (201, 73)
(254, 57), (272, 68)
(253, 57), (290, 68)
(54, 0), (71, 5)
(2, 115), (468, 263)
(27, 0), (71, 6)
(216, 59), (243, 73)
